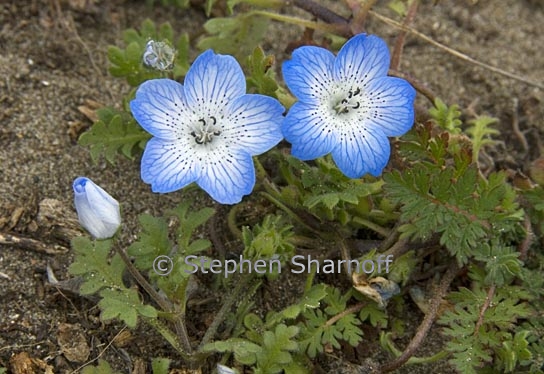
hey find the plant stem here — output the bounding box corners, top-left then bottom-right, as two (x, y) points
(251, 10), (350, 36)
(260, 191), (321, 236)
(199, 274), (256, 348)
(115, 245), (193, 354)
(291, 0), (349, 25)
(227, 204), (243, 240)
(352, 216), (391, 238)
(326, 302), (365, 327)
(473, 284), (496, 336)
(379, 263), (460, 372)
(381, 332), (448, 364)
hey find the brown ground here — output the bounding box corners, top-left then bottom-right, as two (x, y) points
(0, 0), (543, 373)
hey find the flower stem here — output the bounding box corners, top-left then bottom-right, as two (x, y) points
(199, 273), (256, 348)
(251, 10), (350, 36)
(379, 263), (460, 372)
(115, 244), (193, 354)
(227, 204), (243, 240)
(260, 191), (321, 236)
(352, 216), (391, 238)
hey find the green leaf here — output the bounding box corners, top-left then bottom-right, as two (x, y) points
(128, 214), (171, 270)
(359, 303), (388, 328)
(198, 13), (269, 60)
(69, 238), (126, 295)
(201, 338), (262, 366)
(81, 359), (120, 374)
(466, 115), (499, 163)
(151, 358), (171, 374)
(98, 288), (157, 328)
(246, 46), (280, 98)
(78, 108), (150, 165)
(429, 97), (462, 134)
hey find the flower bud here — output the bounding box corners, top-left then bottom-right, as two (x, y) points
(142, 40), (176, 71)
(73, 177), (121, 239)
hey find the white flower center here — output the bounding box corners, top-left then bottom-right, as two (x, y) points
(190, 116), (221, 145)
(333, 86), (362, 115)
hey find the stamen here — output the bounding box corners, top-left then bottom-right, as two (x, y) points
(191, 117), (221, 145)
(334, 86), (363, 115)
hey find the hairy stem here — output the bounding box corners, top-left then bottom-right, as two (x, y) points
(326, 302), (365, 327)
(199, 274), (256, 348)
(252, 10), (350, 36)
(473, 284), (496, 336)
(352, 216), (391, 238)
(115, 245), (193, 354)
(379, 263), (459, 372)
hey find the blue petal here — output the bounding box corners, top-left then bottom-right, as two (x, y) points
(197, 148), (255, 204)
(282, 46), (335, 103)
(331, 125), (390, 178)
(223, 94), (284, 155)
(184, 50), (246, 113)
(141, 138), (199, 193)
(282, 102), (337, 160)
(360, 76), (416, 137)
(130, 79), (190, 140)
(334, 34), (390, 88)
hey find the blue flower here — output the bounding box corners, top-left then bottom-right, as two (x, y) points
(130, 50), (285, 204)
(282, 34), (416, 178)
(73, 177), (121, 239)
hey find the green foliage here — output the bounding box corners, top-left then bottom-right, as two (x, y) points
(429, 97), (462, 134)
(146, 0), (190, 7)
(384, 123), (522, 265)
(521, 186), (544, 236)
(69, 237), (158, 328)
(108, 19), (189, 86)
(246, 46), (280, 97)
(242, 214), (294, 280)
(202, 285), (327, 371)
(151, 357), (171, 374)
(473, 240), (522, 287)
(78, 106), (150, 164)
(81, 359), (121, 374)
(69, 237), (126, 295)
(198, 13), (269, 60)
(466, 115), (499, 162)
(298, 287), (363, 358)
(128, 201), (214, 303)
(278, 155), (384, 227)
(439, 286), (532, 373)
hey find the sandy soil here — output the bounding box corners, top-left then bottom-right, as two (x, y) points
(0, 0), (542, 372)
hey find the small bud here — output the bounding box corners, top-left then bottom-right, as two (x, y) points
(142, 40), (175, 71)
(73, 177), (121, 239)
